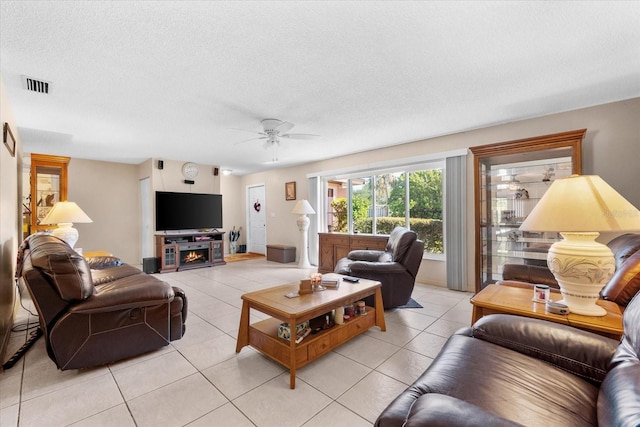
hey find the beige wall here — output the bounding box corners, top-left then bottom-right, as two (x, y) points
(45, 157), (225, 264)
(66, 159), (140, 263)
(147, 159), (221, 195)
(137, 158), (223, 260)
(0, 75), (22, 357)
(16, 97), (639, 292)
(239, 97), (640, 291)
(220, 174), (244, 246)
(239, 168), (313, 251)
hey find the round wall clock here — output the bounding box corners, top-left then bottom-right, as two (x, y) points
(181, 162), (199, 179)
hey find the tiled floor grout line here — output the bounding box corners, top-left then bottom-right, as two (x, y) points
(3, 260), (474, 427)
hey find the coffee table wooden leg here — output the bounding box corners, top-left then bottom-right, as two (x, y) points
(236, 301), (250, 353)
(374, 288), (386, 331)
(289, 317), (297, 389)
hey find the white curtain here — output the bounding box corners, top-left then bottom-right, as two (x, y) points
(445, 155), (467, 291)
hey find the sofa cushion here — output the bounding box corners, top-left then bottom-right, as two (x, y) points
(70, 274), (175, 313)
(86, 255), (123, 270)
(597, 291), (640, 427)
(92, 264), (146, 286)
(600, 250), (640, 306)
(27, 234), (94, 301)
(597, 361), (640, 427)
(385, 227), (417, 262)
(472, 314), (617, 384)
(395, 332), (599, 426)
(607, 233), (640, 269)
(401, 394), (523, 427)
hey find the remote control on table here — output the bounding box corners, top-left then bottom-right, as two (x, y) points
(342, 277), (359, 283)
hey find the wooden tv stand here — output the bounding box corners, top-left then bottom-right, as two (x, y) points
(155, 231), (225, 273)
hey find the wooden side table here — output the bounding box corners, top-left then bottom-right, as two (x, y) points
(471, 284), (623, 340)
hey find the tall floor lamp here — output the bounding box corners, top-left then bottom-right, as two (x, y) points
(40, 201), (93, 249)
(520, 175), (640, 316)
(291, 199), (315, 269)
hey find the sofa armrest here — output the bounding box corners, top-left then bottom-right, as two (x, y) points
(472, 314), (618, 384)
(376, 393), (523, 427)
(406, 394), (523, 427)
(348, 261), (407, 274)
(347, 249), (389, 262)
(69, 279), (175, 314)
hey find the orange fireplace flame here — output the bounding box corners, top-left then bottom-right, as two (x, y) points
(184, 251), (205, 263)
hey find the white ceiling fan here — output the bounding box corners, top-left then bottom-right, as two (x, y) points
(233, 119), (319, 162)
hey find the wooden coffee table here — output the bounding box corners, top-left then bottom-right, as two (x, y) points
(235, 277), (386, 389)
(471, 284), (623, 339)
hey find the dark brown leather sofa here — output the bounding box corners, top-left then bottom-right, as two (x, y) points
(334, 227), (424, 309)
(18, 233), (187, 370)
(500, 233), (640, 308)
(375, 289), (640, 427)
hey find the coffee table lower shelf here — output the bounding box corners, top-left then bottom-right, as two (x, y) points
(236, 278), (385, 388)
(249, 307), (376, 371)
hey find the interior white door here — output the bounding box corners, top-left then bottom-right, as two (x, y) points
(247, 184), (266, 254)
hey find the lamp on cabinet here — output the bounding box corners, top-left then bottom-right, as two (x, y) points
(40, 201), (93, 248)
(519, 175), (640, 316)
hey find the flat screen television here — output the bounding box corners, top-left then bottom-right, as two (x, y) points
(155, 191), (223, 231)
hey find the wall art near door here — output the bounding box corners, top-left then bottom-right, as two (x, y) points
(286, 181), (296, 200)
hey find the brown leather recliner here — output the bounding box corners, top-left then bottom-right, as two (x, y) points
(18, 233), (187, 370)
(334, 227), (424, 309)
(375, 289), (640, 426)
(500, 233), (640, 307)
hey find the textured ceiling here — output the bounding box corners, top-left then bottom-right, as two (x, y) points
(1, 1), (639, 175)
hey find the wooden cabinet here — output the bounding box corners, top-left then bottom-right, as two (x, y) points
(318, 233), (388, 273)
(470, 129), (584, 292)
(29, 154), (70, 234)
(156, 231), (225, 272)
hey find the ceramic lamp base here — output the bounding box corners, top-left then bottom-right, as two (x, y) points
(297, 214), (312, 269)
(547, 232), (615, 316)
(51, 223), (79, 248)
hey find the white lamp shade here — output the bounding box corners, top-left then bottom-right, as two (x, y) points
(520, 175), (640, 232)
(40, 201), (93, 225)
(291, 199), (315, 215)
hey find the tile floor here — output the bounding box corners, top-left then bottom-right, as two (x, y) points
(0, 258), (474, 427)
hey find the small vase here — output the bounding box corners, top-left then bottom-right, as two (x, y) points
(230, 241), (237, 254)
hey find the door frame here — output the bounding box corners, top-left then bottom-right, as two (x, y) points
(246, 183), (267, 254)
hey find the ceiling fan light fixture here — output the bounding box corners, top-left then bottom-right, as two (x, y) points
(232, 118), (319, 163)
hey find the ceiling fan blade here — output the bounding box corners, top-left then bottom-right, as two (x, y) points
(280, 133), (320, 140)
(234, 136), (267, 145)
(274, 121), (295, 134)
(229, 128), (266, 136)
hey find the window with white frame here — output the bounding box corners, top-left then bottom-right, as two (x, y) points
(323, 161), (444, 254)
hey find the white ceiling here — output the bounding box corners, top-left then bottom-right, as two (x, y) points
(1, 1), (639, 175)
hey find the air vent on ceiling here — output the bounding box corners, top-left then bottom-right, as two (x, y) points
(22, 75), (51, 94)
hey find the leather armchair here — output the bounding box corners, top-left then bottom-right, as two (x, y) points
(375, 290), (640, 427)
(18, 234), (187, 370)
(334, 227), (424, 309)
(499, 233), (640, 307)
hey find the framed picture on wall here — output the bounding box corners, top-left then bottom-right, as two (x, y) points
(3, 122), (16, 157)
(285, 181), (296, 201)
